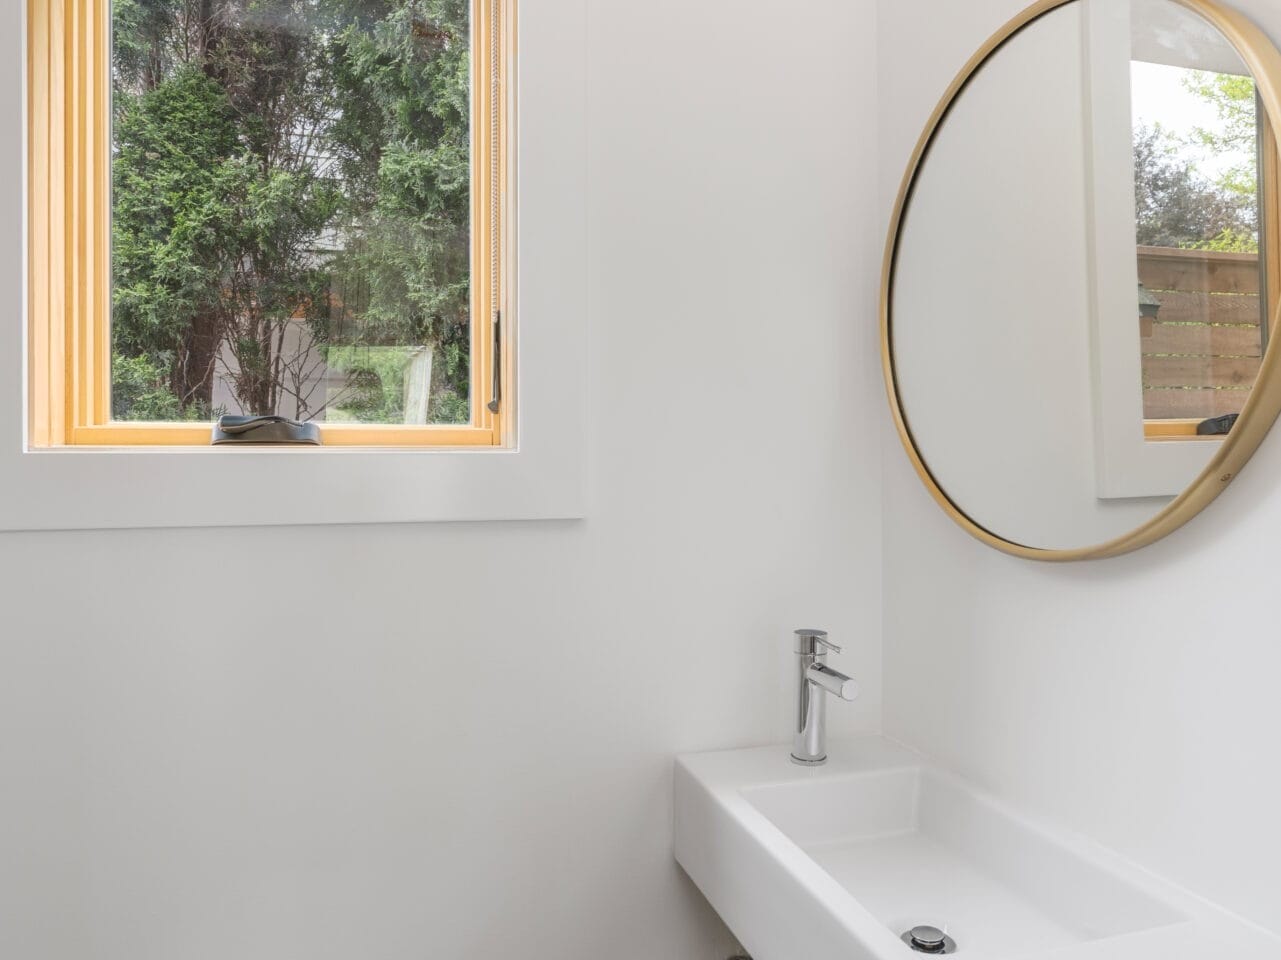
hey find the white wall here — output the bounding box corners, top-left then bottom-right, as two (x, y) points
(880, 0), (1281, 936)
(0, 0), (883, 958)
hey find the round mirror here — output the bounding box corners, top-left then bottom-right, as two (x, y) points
(884, 0), (1281, 559)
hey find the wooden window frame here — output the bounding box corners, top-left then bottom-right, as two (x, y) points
(28, 0), (511, 448)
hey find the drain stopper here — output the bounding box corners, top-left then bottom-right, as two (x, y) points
(901, 925), (957, 954)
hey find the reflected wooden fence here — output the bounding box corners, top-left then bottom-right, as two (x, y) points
(1139, 246), (1263, 420)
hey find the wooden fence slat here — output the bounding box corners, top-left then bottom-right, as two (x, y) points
(1143, 355), (1261, 388)
(1138, 246), (1261, 295)
(1141, 290), (1263, 326)
(1143, 389), (1249, 420)
(1130, 248), (1267, 420)
(1143, 322), (1264, 358)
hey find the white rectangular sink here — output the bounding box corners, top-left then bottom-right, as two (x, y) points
(675, 738), (1280, 960)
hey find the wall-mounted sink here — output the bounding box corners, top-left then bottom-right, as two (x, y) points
(674, 738), (1279, 960)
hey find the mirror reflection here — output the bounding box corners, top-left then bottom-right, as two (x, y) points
(1131, 21), (1268, 435)
(889, 0), (1279, 552)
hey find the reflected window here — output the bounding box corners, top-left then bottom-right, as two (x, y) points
(1131, 59), (1270, 435)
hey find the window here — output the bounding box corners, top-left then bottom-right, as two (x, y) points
(10, 0), (585, 530)
(29, 0), (509, 447)
(1131, 60), (1281, 441)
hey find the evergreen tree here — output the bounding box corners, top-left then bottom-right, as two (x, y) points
(110, 0), (473, 422)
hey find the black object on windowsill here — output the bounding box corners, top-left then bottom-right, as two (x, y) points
(211, 415), (322, 445)
(1196, 413), (1240, 436)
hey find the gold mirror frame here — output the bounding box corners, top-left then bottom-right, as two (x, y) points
(882, 0), (1281, 562)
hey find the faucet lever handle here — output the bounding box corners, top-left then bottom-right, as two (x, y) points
(794, 628), (842, 655)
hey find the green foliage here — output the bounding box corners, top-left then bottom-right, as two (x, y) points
(426, 330), (470, 424)
(1183, 227), (1260, 254)
(1183, 70), (1258, 199)
(1133, 124), (1257, 252)
(111, 68), (240, 360)
(321, 344), (417, 421)
(113, 353), (210, 421)
(1133, 70), (1263, 255)
(327, 0), (473, 414)
(110, 0), (475, 423)
(110, 0), (180, 93)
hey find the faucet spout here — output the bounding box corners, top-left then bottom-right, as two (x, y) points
(806, 662), (859, 701)
(791, 628), (859, 766)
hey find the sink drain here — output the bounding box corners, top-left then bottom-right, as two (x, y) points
(901, 925), (957, 954)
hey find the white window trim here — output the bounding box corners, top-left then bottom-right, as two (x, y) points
(1084, 0), (1224, 499)
(2, 0), (586, 531)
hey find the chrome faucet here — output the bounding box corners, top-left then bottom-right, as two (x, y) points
(791, 628), (859, 765)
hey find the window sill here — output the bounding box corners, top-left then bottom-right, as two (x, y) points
(2, 442), (584, 529)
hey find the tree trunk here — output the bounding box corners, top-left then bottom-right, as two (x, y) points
(198, 0), (224, 79)
(172, 311), (220, 414)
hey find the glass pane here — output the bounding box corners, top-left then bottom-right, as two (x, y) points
(1131, 57), (1265, 428)
(110, 0), (473, 425)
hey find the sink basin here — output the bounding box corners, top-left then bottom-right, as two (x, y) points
(675, 738), (1280, 960)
